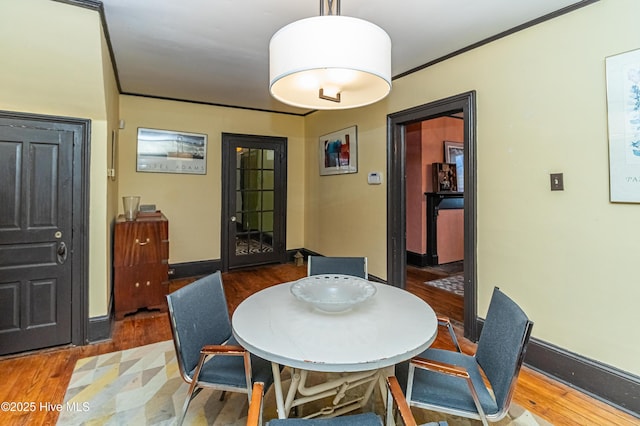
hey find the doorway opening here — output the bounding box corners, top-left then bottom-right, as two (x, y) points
(387, 91), (479, 341)
(405, 114), (465, 322)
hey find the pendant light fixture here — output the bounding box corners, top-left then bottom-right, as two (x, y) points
(269, 0), (391, 110)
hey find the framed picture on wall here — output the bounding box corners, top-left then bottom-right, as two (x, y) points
(136, 128), (207, 175)
(433, 162), (458, 192)
(444, 141), (464, 192)
(318, 126), (358, 176)
(606, 48), (640, 202)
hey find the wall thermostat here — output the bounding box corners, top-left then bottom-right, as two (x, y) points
(367, 172), (382, 185)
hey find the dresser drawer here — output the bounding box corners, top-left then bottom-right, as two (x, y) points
(114, 219), (168, 267)
(114, 266), (168, 317)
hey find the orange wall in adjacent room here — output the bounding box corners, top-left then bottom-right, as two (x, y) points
(437, 209), (464, 263)
(406, 117), (463, 261)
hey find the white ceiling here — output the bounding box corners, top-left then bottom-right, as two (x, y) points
(99, 0), (593, 115)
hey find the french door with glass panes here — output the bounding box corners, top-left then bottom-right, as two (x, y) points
(221, 134), (287, 269)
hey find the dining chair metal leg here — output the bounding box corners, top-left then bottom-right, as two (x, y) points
(177, 351), (208, 426)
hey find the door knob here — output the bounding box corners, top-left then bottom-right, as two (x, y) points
(230, 216), (237, 222)
(57, 241), (68, 264)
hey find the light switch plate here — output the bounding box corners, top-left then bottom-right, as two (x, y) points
(550, 173), (564, 191)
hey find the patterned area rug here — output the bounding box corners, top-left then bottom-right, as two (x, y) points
(425, 274), (464, 296)
(235, 238), (273, 255)
(59, 340), (547, 425)
(58, 340), (251, 425)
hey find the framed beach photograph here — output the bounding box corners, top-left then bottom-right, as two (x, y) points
(136, 128), (207, 175)
(444, 141), (464, 192)
(318, 126), (358, 176)
(606, 48), (640, 202)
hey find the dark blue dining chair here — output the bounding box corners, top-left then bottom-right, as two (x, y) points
(396, 287), (533, 426)
(166, 271), (276, 425)
(307, 256), (368, 279)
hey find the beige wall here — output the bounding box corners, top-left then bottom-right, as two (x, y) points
(304, 107), (389, 279)
(117, 96), (305, 264)
(0, 0), (116, 317)
(4, 0), (638, 377)
(102, 22), (121, 314)
(305, 0), (640, 374)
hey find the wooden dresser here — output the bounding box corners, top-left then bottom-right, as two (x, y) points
(113, 212), (169, 319)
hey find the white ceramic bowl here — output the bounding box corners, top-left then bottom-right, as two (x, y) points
(290, 274), (377, 313)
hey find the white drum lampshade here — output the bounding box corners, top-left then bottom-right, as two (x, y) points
(269, 15), (391, 110)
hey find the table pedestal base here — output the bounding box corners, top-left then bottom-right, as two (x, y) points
(272, 363), (384, 419)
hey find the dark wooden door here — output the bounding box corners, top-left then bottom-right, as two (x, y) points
(222, 134), (287, 269)
(0, 123), (75, 355)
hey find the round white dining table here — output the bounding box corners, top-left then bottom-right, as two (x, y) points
(231, 277), (438, 418)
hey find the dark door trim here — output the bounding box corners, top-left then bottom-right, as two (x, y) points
(386, 91), (478, 341)
(220, 133), (288, 271)
(0, 109), (90, 347)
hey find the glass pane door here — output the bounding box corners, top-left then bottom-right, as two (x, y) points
(222, 133), (286, 269)
(235, 147), (275, 256)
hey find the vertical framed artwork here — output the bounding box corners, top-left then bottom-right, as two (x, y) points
(318, 126), (358, 176)
(137, 128), (207, 175)
(432, 162), (458, 192)
(606, 48), (640, 202)
(444, 141), (464, 192)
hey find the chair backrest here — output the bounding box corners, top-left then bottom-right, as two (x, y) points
(166, 271), (232, 380)
(475, 287), (533, 414)
(307, 256), (368, 279)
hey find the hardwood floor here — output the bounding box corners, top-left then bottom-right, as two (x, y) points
(406, 264), (464, 324)
(0, 263), (636, 425)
